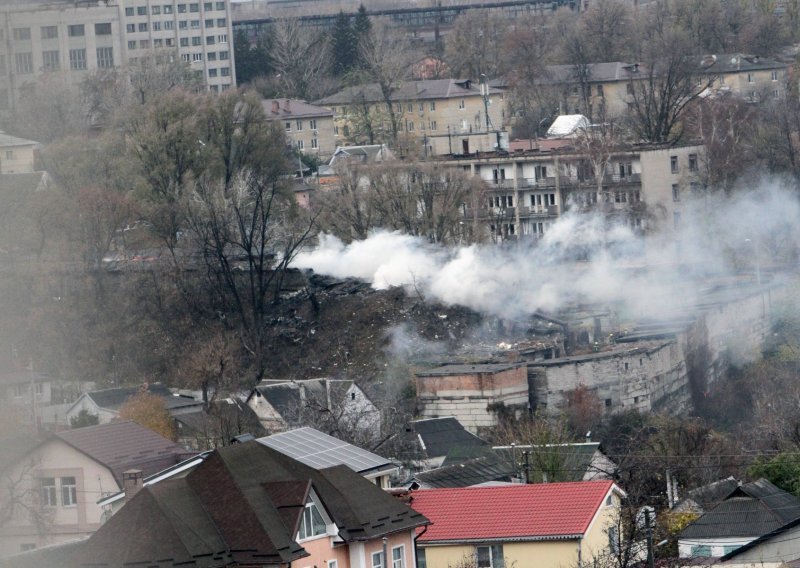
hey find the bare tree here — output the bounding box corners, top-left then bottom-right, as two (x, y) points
(444, 12), (508, 79)
(269, 19), (331, 101)
(358, 23), (415, 142)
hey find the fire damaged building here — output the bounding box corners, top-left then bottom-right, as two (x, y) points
(415, 280), (785, 430)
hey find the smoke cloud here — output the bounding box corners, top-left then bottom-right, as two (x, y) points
(293, 181), (800, 320)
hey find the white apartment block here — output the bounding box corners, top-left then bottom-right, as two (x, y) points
(0, 0), (235, 112)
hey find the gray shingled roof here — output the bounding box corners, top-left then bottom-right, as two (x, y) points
(0, 132), (39, 147)
(261, 99), (333, 119)
(680, 478), (800, 539)
(411, 417), (488, 460)
(316, 78), (500, 105)
(78, 384), (200, 412)
(56, 421), (188, 483)
(702, 53), (786, 74)
(544, 62), (641, 84)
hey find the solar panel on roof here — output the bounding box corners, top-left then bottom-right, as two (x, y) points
(258, 427), (392, 473)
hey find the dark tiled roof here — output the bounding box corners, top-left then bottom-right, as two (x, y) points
(71, 442), (427, 567)
(678, 477), (740, 512)
(411, 417), (488, 459)
(702, 53), (786, 74)
(176, 398), (266, 440)
(544, 62), (640, 84)
(56, 421), (188, 483)
(83, 383), (174, 410)
(416, 453), (515, 489)
(681, 478), (800, 539)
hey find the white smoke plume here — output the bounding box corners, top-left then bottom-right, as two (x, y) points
(293, 181), (800, 320)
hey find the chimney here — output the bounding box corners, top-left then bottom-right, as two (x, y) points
(122, 469), (143, 502)
(284, 99), (291, 112)
(271, 100), (279, 114)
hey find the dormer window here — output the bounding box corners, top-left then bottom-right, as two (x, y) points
(298, 502), (326, 540)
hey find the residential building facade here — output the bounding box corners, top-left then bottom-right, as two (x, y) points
(262, 98), (336, 159)
(315, 79), (506, 154)
(703, 53), (788, 102)
(0, 133), (40, 174)
(0, 0), (235, 113)
(439, 140), (705, 247)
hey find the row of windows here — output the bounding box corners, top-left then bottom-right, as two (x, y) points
(126, 20), (226, 32)
(41, 477), (77, 508)
(372, 546), (405, 568)
(333, 101), (437, 116)
(670, 153), (698, 174)
(295, 139), (319, 150)
(284, 119), (318, 131)
(125, 2), (226, 16)
(128, 35), (227, 48)
(13, 23), (112, 40)
(11, 48), (113, 73)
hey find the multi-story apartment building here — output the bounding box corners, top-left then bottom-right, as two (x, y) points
(262, 98), (336, 159)
(0, 0), (235, 112)
(439, 139), (704, 244)
(702, 53), (788, 102)
(315, 78), (506, 155)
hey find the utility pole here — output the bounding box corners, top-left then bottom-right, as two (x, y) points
(480, 74), (491, 131)
(644, 508), (655, 568)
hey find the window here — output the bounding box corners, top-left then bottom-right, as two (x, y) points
(672, 184), (679, 202)
(205, 2), (213, 9)
(670, 155), (678, 173)
(181, 53), (190, 62)
(42, 50), (60, 71)
(180, 37), (189, 47)
(220, 66), (230, 76)
(476, 545), (504, 568)
(207, 51), (216, 61)
(372, 552), (384, 568)
(219, 50), (229, 60)
(69, 49), (87, 70)
(458, 98), (465, 109)
(41, 478), (57, 507)
(626, 83), (633, 95)
(152, 5), (161, 14)
(126, 23), (136, 33)
(407, 121), (414, 131)
(125, 7), (134, 16)
(165, 38), (174, 46)
(217, 18), (227, 26)
(192, 36), (202, 45)
(217, 34), (228, 43)
(309, 119), (317, 130)
(140, 39), (150, 49)
(206, 35), (215, 45)
(96, 47), (114, 68)
(334, 125), (339, 135)
(774, 89), (780, 98)
(20, 544), (36, 552)
(328, 561), (338, 568)
(295, 119), (303, 131)
(597, 84), (604, 96)
(164, 4), (173, 13)
(392, 546), (405, 568)
(285, 121), (291, 131)
(747, 73), (754, 83)
(673, 211), (681, 229)
(688, 153), (698, 171)
(190, 3), (200, 12)
(68, 25), (85, 37)
(61, 477), (77, 507)
(691, 545), (712, 557)
(128, 40), (137, 49)
(178, 4), (187, 12)
(192, 52), (203, 61)
(138, 23), (148, 32)
(208, 68), (217, 77)
(15, 53), (33, 74)
(430, 101), (436, 111)
(311, 138), (318, 149)
(164, 20), (174, 30)
(429, 120), (437, 131)
(41, 26), (58, 39)
(216, 1), (225, 9)
(12, 384), (24, 397)
(179, 21), (188, 30)
(13, 28), (31, 41)
(298, 502), (326, 539)
(772, 70), (779, 81)
(153, 21), (161, 31)
(206, 19), (214, 27)
(297, 140), (304, 150)
(95, 23), (112, 35)
(191, 20), (201, 28)
(417, 549), (426, 568)
(137, 5), (148, 15)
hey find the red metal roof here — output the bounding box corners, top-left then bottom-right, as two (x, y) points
(409, 481), (615, 542)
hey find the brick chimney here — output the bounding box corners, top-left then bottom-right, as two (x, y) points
(271, 100), (279, 114)
(284, 99), (291, 112)
(122, 469), (143, 502)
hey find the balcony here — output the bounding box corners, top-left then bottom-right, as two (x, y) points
(519, 205), (559, 218)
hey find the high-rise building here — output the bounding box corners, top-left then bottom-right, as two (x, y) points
(0, 0), (236, 113)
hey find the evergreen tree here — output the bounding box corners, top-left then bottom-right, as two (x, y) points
(233, 29), (272, 84)
(353, 5), (372, 69)
(331, 11), (357, 77)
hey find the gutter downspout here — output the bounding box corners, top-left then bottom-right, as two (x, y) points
(414, 525), (429, 568)
(577, 539), (582, 568)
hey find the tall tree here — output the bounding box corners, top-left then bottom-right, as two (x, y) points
(234, 29), (272, 85)
(331, 11), (357, 77)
